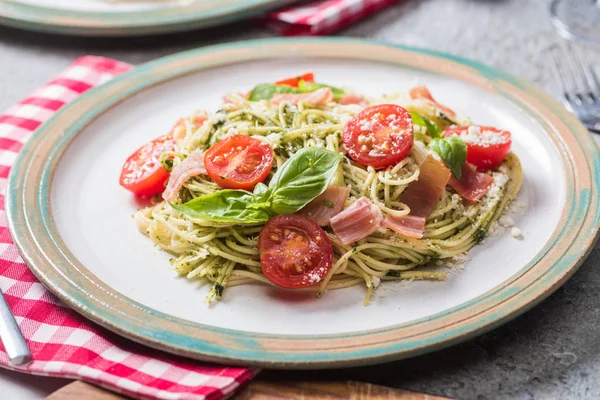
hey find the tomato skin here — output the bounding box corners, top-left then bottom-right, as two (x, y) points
(275, 72), (315, 87)
(170, 116), (207, 141)
(342, 104), (414, 169)
(444, 126), (512, 170)
(258, 215), (333, 289)
(119, 135), (175, 197)
(204, 135), (273, 191)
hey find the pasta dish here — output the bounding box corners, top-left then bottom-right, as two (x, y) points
(119, 73), (522, 305)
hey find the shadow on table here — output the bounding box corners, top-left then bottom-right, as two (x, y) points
(261, 245), (600, 399)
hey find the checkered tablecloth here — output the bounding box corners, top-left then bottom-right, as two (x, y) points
(0, 56), (256, 400)
(265, 0), (401, 36)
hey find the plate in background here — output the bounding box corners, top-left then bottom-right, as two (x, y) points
(6, 38), (600, 368)
(0, 0), (291, 36)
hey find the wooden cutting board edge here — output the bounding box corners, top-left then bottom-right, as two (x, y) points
(47, 380), (452, 400)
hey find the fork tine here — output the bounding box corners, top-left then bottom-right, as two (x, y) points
(580, 51), (600, 100)
(561, 44), (591, 103)
(569, 45), (595, 102)
(570, 45), (600, 101)
(549, 45), (577, 107)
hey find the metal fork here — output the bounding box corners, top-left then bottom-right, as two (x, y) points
(0, 291), (30, 365)
(549, 44), (600, 133)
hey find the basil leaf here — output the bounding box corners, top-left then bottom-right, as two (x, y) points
(297, 80), (345, 101)
(172, 149), (342, 222)
(268, 148), (343, 214)
(410, 112), (442, 139)
(429, 137), (467, 179)
(248, 84), (299, 101)
(170, 190), (270, 224)
(252, 182), (270, 200)
(248, 182), (273, 211)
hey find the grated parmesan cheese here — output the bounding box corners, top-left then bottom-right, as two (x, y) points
(455, 125), (509, 147)
(498, 215), (515, 227)
(372, 276), (381, 288)
(511, 227), (523, 239)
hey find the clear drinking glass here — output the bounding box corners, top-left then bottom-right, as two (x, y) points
(550, 0), (600, 45)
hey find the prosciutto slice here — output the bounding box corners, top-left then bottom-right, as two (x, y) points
(382, 215), (426, 239)
(298, 186), (350, 226)
(409, 86), (457, 120)
(448, 163), (494, 202)
(338, 94), (367, 106)
(271, 88), (333, 105)
(330, 197), (383, 245)
(384, 156), (451, 239)
(162, 152), (206, 201)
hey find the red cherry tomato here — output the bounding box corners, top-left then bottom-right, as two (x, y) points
(204, 135), (273, 190)
(169, 116), (207, 142)
(275, 72), (315, 87)
(258, 215), (333, 289)
(343, 104), (414, 169)
(444, 125), (512, 169)
(120, 135), (175, 197)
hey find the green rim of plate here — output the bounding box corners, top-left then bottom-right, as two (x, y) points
(6, 38), (600, 368)
(0, 0), (290, 36)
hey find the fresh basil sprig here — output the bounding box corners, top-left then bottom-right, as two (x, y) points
(171, 148), (343, 223)
(170, 190), (271, 223)
(268, 147), (343, 214)
(248, 84), (299, 101)
(429, 136), (467, 179)
(248, 81), (345, 102)
(410, 112), (442, 139)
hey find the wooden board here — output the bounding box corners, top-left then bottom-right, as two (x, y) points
(47, 380), (452, 400)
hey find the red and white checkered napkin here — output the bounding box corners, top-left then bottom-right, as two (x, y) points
(0, 56), (255, 400)
(265, 0), (401, 36)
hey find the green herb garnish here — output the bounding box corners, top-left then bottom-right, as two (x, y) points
(410, 112), (442, 139)
(171, 148), (342, 223)
(429, 136), (467, 179)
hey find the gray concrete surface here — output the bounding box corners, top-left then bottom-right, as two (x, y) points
(1, 0), (599, 399)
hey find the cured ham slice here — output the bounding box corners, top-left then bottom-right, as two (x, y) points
(409, 86), (457, 120)
(448, 163), (493, 202)
(298, 186), (351, 226)
(384, 156), (451, 239)
(382, 215), (426, 239)
(330, 197), (383, 245)
(271, 88), (333, 105)
(401, 156), (451, 216)
(338, 94), (367, 106)
(162, 152), (206, 201)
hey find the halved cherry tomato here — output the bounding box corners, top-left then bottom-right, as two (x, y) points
(258, 215), (333, 289)
(120, 135), (175, 197)
(204, 135), (273, 190)
(444, 125), (512, 169)
(275, 72), (315, 88)
(342, 104), (414, 169)
(169, 115), (207, 142)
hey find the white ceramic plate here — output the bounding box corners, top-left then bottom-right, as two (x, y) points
(8, 39), (599, 367)
(0, 0), (290, 36)
(53, 60), (558, 335)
